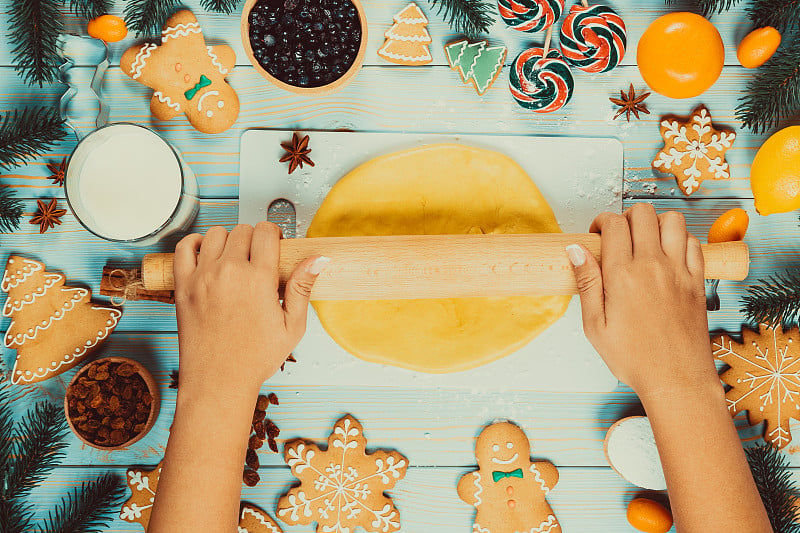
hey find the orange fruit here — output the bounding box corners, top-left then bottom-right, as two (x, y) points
(637, 12), (724, 99)
(738, 26), (781, 68)
(750, 126), (800, 215)
(87, 14), (128, 43)
(708, 208), (749, 243)
(627, 498), (673, 533)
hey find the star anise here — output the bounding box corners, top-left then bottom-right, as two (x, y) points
(610, 84), (651, 122)
(46, 157), (67, 186)
(29, 198), (66, 234)
(279, 133), (315, 174)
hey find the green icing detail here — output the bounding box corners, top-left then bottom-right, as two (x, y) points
(444, 40), (467, 68)
(455, 42), (485, 81)
(470, 45), (506, 94)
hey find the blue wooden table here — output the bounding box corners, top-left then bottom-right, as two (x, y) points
(2, 0), (799, 531)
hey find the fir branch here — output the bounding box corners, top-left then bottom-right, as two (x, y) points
(666, 0), (740, 16)
(748, 0), (800, 34)
(40, 473), (127, 533)
(742, 270), (800, 328)
(427, 0), (494, 37)
(8, 0), (64, 86)
(736, 39), (800, 134)
(0, 499), (36, 533)
(746, 445), (800, 533)
(0, 186), (25, 233)
(0, 382), (34, 533)
(200, 0), (241, 14)
(124, 0), (180, 36)
(4, 401), (69, 501)
(68, 0), (112, 20)
(0, 107), (67, 172)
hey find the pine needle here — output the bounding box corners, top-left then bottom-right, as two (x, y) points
(200, 0), (241, 14)
(736, 39), (800, 134)
(4, 401), (69, 500)
(8, 0), (64, 86)
(0, 186), (23, 235)
(746, 445), (800, 533)
(68, 0), (112, 20)
(742, 270), (800, 328)
(748, 0), (800, 34)
(124, 0), (180, 36)
(0, 499), (36, 533)
(40, 473), (127, 533)
(427, 0), (494, 37)
(665, 0), (740, 15)
(0, 107), (67, 172)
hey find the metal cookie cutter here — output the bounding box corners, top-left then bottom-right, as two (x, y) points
(705, 278), (720, 311)
(57, 34), (110, 140)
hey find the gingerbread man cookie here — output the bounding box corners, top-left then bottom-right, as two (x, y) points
(120, 10), (239, 134)
(458, 422), (561, 533)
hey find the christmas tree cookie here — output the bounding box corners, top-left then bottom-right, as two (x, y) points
(377, 3), (433, 65)
(2, 256), (121, 385)
(445, 40), (507, 95)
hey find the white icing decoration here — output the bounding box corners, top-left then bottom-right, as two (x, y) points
(529, 463), (550, 495)
(3, 273), (63, 316)
(161, 22), (202, 43)
(506, 442), (513, 448)
(473, 515), (558, 533)
(491, 453), (519, 465)
(4, 288), (88, 346)
(2, 257), (43, 290)
(197, 90), (220, 112)
(130, 43), (157, 79)
(120, 468), (160, 522)
(153, 91), (181, 112)
(239, 507), (281, 533)
(471, 471), (483, 506)
(207, 46), (229, 75)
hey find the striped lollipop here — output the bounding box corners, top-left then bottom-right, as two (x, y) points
(509, 47), (574, 113)
(498, 0), (565, 33)
(559, 3), (626, 73)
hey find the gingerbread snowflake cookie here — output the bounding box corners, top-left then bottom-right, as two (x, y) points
(277, 414), (408, 533)
(652, 105), (736, 195)
(713, 323), (800, 449)
(458, 421), (561, 533)
(120, 10), (239, 134)
(120, 461), (282, 532)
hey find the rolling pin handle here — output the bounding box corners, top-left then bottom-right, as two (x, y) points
(142, 253), (175, 292)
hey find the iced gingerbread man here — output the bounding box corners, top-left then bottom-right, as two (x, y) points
(458, 422), (561, 533)
(120, 10), (239, 134)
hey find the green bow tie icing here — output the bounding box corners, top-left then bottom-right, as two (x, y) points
(492, 468), (523, 482)
(184, 74), (212, 100)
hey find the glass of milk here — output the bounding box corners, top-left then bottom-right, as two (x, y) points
(65, 123), (198, 245)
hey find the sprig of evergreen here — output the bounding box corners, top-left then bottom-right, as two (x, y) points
(8, 0), (64, 86)
(666, 0), (740, 16)
(736, 39), (800, 134)
(200, 0), (241, 14)
(124, 0), (180, 36)
(0, 107), (67, 172)
(748, 0), (800, 34)
(746, 445), (800, 533)
(41, 473), (127, 533)
(0, 187), (24, 233)
(68, 0), (112, 20)
(742, 270), (800, 328)
(427, 0), (494, 37)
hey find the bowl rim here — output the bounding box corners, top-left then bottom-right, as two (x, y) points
(240, 0), (369, 95)
(64, 356), (161, 451)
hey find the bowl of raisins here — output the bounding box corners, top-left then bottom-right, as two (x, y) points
(242, 0), (368, 94)
(65, 357), (160, 450)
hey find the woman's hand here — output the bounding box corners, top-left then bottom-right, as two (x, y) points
(566, 203), (717, 400)
(173, 222), (328, 401)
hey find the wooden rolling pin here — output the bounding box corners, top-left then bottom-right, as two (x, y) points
(141, 233), (749, 299)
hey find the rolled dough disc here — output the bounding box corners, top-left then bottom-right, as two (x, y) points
(307, 144), (571, 373)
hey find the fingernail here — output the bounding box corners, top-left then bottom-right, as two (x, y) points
(308, 256), (331, 275)
(566, 245), (585, 267)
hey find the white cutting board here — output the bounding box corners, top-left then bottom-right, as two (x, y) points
(239, 130), (623, 391)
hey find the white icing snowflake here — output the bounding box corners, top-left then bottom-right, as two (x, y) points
(713, 323), (800, 449)
(278, 415), (408, 533)
(652, 106), (735, 195)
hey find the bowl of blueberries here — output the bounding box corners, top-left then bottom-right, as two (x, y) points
(242, 0), (367, 94)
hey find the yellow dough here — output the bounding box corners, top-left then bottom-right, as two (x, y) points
(307, 144), (570, 373)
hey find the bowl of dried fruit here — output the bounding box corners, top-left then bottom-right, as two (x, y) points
(242, 0), (368, 95)
(65, 357), (160, 450)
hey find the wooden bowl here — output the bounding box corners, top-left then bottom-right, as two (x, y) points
(65, 356), (160, 451)
(241, 0), (368, 95)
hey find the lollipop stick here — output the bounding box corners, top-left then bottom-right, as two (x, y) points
(581, 0), (588, 7)
(543, 26), (553, 56)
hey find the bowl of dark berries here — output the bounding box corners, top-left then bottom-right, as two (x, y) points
(242, 0), (367, 94)
(65, 357), (160, 450)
